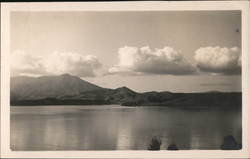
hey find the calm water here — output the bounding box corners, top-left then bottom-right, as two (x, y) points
(10, 105), (241, 150)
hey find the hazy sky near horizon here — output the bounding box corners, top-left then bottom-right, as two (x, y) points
(10, 11), (241, 92)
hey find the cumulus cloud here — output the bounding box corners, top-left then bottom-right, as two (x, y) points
(43, 52), (101, 77)
(11, 50), (46, 76)
(11, 50), (102, 77)
(108, 46), (195, 75)
(194, 46), (241, 75)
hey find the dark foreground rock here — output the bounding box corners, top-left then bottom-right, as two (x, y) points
(220, 135), (242, 150)
(167, 144), (179, 150)
(148, 137), (162, 150)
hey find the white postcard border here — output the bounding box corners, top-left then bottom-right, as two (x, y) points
(1, 1), (250, 158)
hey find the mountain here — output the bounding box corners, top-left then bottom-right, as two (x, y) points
(10, 74), (242, 109)
(11, 74), (103, 101)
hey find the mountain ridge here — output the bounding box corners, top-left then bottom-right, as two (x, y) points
(10, 74), (242, 108)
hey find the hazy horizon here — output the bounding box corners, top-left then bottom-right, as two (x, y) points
(11, 11), (241, 92)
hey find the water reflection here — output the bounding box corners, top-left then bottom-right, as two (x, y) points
(10, 105), (241, 150)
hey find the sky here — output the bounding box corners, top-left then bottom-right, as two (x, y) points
(10, 11), (241, 92)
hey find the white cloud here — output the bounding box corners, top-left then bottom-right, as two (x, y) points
(11, 50), (102, 77)
(108, 46), (195, 75)
(11, 50), (46, 76)
(43, 52), (101, 77)
(194, 46), (241, 75)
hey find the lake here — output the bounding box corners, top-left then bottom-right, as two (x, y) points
(10, 105), (242, 150)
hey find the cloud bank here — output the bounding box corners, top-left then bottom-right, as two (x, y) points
(108, 46), (195, 75)
(12, 46), (241, 78)
(11, 50), (46, 76)
(11, 50), (102, 77)
(194, 46), (241, 75)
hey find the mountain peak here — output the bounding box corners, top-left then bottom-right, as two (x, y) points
(11, 74), (103, 100)
(116, 86), (131, 90)
(115, 86), (136, 94)
(61, 73), (72, 77)
(59, 73), (80, 79)
(120, 86), (129, 89)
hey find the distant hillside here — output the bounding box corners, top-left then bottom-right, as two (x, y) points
(11, 74), (103, 101)
(10, 74), (242, 108)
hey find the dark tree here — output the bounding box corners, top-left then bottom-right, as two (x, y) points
(148, 137), (162, 150)
(221, 135), (242, 150)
